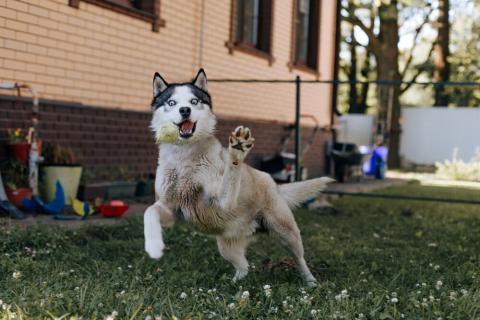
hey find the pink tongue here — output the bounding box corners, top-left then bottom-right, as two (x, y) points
(181, 121), (194, 131)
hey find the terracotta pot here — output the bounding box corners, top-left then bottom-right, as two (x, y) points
(6, 188), (32, 208)
(8, 143), (29, 162)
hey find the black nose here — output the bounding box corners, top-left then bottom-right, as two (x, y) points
(179, 107), (191, 118)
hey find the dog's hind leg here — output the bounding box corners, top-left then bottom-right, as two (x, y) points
(144, 201), (176, 260)
(263, 201), (317, 287)
(217, 237), (249, 282)
(218, 126), (254, 211)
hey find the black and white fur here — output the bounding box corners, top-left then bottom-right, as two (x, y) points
(144, 69), (333, 286)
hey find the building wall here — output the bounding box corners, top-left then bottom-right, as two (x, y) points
(0, 95), (329, 181)
(0, 0), (337, 125)
(0, 0), (337, 180)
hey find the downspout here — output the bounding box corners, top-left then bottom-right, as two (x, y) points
(198, 0), (206, 68)
(326, 0), (342, 175)
(330, 0), (342, 125)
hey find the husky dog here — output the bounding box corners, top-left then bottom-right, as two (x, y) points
(144, 69), (332, 286)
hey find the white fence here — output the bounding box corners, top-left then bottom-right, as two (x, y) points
(400, 107), (480, 165)
(337, 114), (375, 146)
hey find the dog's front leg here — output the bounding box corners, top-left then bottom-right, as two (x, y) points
(218, 126), (254, 211)
(144, 201), (175, 260)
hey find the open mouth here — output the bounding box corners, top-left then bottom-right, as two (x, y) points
(176, 120), (196, 139)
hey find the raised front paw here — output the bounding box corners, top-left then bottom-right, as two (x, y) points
(228, 126), (254, 164)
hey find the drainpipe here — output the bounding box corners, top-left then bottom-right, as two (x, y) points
(331, 0), (342, 125)
(198, 0), (206, 68)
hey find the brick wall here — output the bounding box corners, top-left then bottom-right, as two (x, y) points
(0, 95), (329, 181)
(0, 0), (337, 125)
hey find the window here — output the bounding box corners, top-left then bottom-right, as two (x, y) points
(291, 0), (320, 72)
(226, 0), (274, 64)
(69, 0), (165, 32)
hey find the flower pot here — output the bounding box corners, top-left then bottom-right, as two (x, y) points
(106, 181), (137, 200)
(40, 165), (83, 205)
(8, 143), (29, 162)
(6, 188), (32, 208)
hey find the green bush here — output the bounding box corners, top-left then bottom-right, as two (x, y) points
(435, 148), (480, 182)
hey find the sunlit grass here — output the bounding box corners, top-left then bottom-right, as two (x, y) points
(1, 184), (479, 319)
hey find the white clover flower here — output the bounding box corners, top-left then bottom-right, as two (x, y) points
(391, 297), (399, 304)
(335, 289), (349, 302)
(270, 306), (278, 314)
(241, 291), (250, 299)
(311, 309), (318, 316)
(145, 316), (152, 320)
(421, 282), (427, 287)
(460, 289), (468, 296)
(434, 265), (440, 271)
(435, 280), (443, 290)
(228, 302), (235, 310)
(449, 291), (457, 300)
(263, 284), (272, 297)
(180, 292), (187, 299)
(12, 271), (21, 279)
(128, 265), (133, 269)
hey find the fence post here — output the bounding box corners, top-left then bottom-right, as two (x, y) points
(295, 76), (301, 181)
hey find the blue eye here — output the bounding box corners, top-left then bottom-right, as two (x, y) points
(191, 98), (198, 105)
(168, 100), (176, 106)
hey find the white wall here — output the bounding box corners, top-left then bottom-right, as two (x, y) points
(337, 114), (375, 146)
(400, 107), (480, 165)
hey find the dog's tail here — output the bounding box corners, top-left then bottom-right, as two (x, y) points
(278, 177), (335, 209)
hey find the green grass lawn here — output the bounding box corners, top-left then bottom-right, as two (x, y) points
(1, 183), (479, 319)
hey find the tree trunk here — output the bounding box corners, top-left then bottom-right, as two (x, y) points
(376, 0), (401, 168)
(434, 0), (450, 107)
(348, 37), (359, 113)
(358, 50), (372, 114)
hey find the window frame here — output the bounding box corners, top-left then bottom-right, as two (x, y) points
(225, 0), (275, 65)
(68, 0), (165, 32)
(288, 0), (321, 76)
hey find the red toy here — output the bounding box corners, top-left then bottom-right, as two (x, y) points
(99, 200), (129, 218)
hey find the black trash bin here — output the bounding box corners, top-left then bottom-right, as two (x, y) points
(331, 143), (363, 182)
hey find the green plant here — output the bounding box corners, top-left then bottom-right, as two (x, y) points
(435, 148), (480, 182)
(80, 167), (97, 185)
(7, 128), (27, 144)
(42, 143), (79, 165)
(110, 166), (133, 181)
(1, 160), (29, 190)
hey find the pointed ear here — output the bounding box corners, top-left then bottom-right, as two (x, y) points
(192, 68), (208, 91)
(153, 72), (168, 97)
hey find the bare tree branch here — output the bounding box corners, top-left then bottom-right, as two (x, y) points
(342, 5), (379, 56)
(400, 6), (433, 79)
(401, 42), (435, 94)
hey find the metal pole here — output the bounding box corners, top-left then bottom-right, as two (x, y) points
(295, 76), (301, 181)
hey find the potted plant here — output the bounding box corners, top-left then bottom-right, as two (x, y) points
(2, 160), (32, 208)
(7, 128), (29, 162)
(40, 143), (82, 205)
(105, 166), (137, 199)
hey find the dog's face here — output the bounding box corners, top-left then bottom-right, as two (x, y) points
(150, 69), (216, 144)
